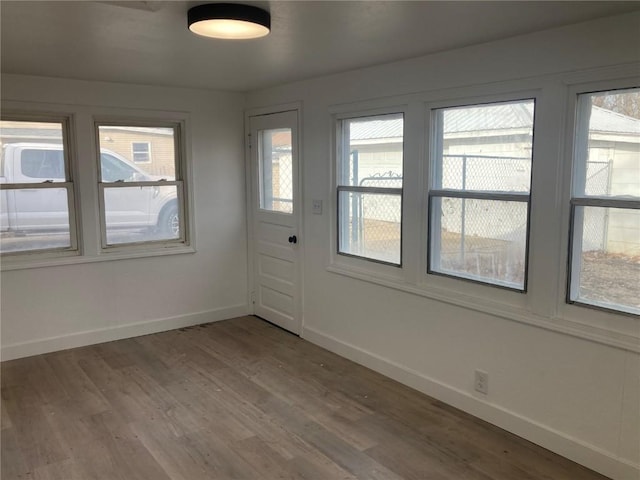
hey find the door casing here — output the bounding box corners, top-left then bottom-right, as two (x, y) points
(245, 104), (304, 335)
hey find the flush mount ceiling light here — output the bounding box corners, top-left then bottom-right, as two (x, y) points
(188, 3), (271, 39)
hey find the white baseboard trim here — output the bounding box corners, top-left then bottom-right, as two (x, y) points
(302, 326), (639, 480)
(1, 304), (250, 361)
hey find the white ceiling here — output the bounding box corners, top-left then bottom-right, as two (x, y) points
(1, 1), (638, 93)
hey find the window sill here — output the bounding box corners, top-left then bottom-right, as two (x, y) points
(1, 244), (196, 271)
(326, 263), (640, 353)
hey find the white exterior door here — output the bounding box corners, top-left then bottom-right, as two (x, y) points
(248, 110), (301, 334)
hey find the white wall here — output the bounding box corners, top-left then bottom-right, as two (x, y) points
(1, 10), (638, 480)
(246, 12), (640, 480)
(1, 75), (249, 358)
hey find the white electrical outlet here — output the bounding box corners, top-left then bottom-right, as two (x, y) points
(312, 199), (323, 215)
(474, 370), (489, 394)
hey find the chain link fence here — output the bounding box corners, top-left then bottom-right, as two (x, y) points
(271, 153), (293, 213)
(581, 161), (612, 251)
(344, 155), (614, 285)
(442, 154), (531, 192)
(437, 198), (528, 286)
(354, 173), (402, 263)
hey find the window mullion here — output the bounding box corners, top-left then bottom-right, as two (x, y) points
(338, 185), (402, 195)
(430, 190), (530, 202)
(0, 181), (73, 190)
(571, 197), (640, 209)
(98, 180), (182, 189)
(66, 184), (79, 251)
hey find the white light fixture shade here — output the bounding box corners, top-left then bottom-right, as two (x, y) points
(188, 3), (271, 40)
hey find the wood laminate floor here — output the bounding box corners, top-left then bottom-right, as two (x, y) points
(2, 316), (609, 480)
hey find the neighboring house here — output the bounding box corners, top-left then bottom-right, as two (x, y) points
(583, 107), (640, 254)
(98, 126), (175, 178)
(3, 108), (636, 256)
(348, 104), (639, 257)
(0, 123), (175, 178)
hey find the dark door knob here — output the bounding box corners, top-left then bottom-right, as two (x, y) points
(288, 235), (297, 244)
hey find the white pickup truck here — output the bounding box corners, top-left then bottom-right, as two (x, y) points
(0, 143), (179, 238)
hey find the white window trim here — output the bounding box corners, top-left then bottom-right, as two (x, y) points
(0, 112), (80, 261)
(419, 90), (543, 312)
(97, 180), (186, 250)
(426, 97), (536, 292)
(326, 68), (639, 353)
(1, 102), (195, 270)
(95, 119), (188, 252)
(560, 78), (640, 321)
(332, 106), (408, 271)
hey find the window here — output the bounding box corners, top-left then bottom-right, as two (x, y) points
(132, 141), (151, 163)
(337, 113), (403, 265)
(428, 99), (535, 290)
(568, 87), (640, 315)
(0, 118), (77, 255)
(96, 123), (185, 248)
(259, 128), (293, 214)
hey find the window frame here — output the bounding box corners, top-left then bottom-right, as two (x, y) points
(257, 127), (295, 215)
(0, 102), (195, 271)
(335, 111), (405, 267)
(0, 113), (80, 259)
(426, 98), (537, 292)
(566, 85), (640, 316)
(324, 73), (637, 351)
(95, 119), (188, 251)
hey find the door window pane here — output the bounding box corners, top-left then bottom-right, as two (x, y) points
(259, 128), (293, 214)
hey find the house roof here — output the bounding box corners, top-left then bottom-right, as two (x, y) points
(443, 101), (534, 135)
(0, 128), (62, 140)
(591, 106), (640, 134)
(98, 126), (174, 136)
(0, 125), (173, 141)
(350, 116), (404, 141)
(350, 103), (640, 141)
